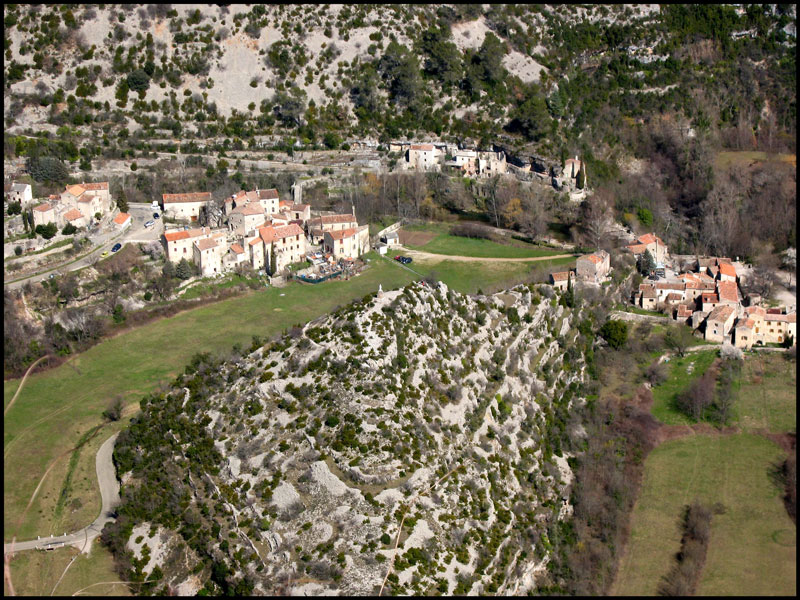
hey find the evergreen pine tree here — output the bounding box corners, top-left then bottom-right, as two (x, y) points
(576, 161), (586, 189)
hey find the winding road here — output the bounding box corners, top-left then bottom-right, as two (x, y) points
(3, 432), (120, 556)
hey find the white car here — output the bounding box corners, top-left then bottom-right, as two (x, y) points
(144, 220), (155, 228)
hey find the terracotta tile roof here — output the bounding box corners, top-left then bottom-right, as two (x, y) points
(65, 184), (86, 197)
(164, 230), (189, 242)
(707, 305), (735, 323)
(64, 208), (83, 221)
(230, 243), (244, 254)
(258, 226), (276, 244)
(327, 227), (358, 240)
(580, 253), (603, 264)
(656, 282), (685, 291)
(309, 214), (357, 226)
(736, 318), (755, 329)
(627, 243), (646, 254)
(765, 312), (791, 322)
(33, 203), (53, 212)
(113, 212), (130, 225)
(718, 262), (736, 278)
(289, 203), (310, 211)
(81, 182), (109, 191)
(677, 304), (694, 317)
(195, 238), (218, 251)
(272, 223), (305, 240)
(636, 232), (665, 246)
(77, 194), (98, 203)
(550, 271), (570, 281)
(716, 280), (739, 303)
(232, 203), (265, 216)
(162, 192), (212, 204)
(665, 293), (683, 302)
(410, 144), (435, 151)
(3, 183), (11, 193)
(248, 237), (262, 246)
(701, 293), (719, 303)
(640, 284), (657, 298)
(745, 306), (766, 317)
(259, 188), (279, 200)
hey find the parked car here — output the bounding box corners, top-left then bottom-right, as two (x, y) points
(153, 212), (160, 219)
(401, 257), (413, 264)
(101, 251), (109, 258)
(144, 220), (155, 228)
(394, 255), (402, 261)
(111, 243), (122, 253)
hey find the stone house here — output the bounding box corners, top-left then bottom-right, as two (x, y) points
(224, 243), (247, 270)
(717, 262), (737, 282)
(113, 212), (132, 230)
(4, 182), (32, 206)
(733, 318), (756, 350)
(32, 202), (56, 227)
(162, 192), (212, 221)
(162, 227), (216, 263)
(226, 188), (280, 216)
(704, 305), (736, 342)
(63, 208), (88, 229)
(306, 213), (359, 245)
(549, 271), (573, 291)
(61, 182), (111, 215)
(744, 306), (797, 346)
(406, 144), (440, 171)
(675, 303), (694, 324)
(716, 280), (740, 307)
(478, 151), (507, 178)
(284, 203), (311, 223)
(324, 227), (360, 260)
(193, 237), (223, 277)
(576, 249), (610, 283)
(626, 232), (669, 265)
(636, 283), (658, 310)
(699, 292), (720, 313)
(229, 202), (267, 235)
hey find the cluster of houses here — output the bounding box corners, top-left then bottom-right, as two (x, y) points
(390, 141), (507, 178)
(160, 188), (370, 277)
(27, 181), (115, 230)
(627, 233), (796, 348)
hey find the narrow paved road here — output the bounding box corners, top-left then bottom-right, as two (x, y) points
(5, 204), (162, 290)
(3, 432), (120, 555)
(401, 248), (575, 263)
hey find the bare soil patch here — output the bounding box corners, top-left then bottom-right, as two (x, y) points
(398, 230), (436, 246)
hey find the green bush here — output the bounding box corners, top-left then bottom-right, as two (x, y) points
(599, 319), (628, 350)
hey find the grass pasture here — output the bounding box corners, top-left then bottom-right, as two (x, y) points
(736, 352), (796, 433)
(392, 252), (575, 295)
(612, 433), (795, 597)
(649, 349), (719, 425)
(4, 543), (129, 596)
(400, 222), (563, 259)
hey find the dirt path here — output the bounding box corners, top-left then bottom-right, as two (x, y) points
(401, 248), (575, 263)
(3, 355), (50, 417)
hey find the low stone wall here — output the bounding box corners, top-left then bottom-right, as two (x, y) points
(610, 310), (671, 323)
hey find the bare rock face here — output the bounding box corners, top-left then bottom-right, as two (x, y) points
(110, 281), (588, 595)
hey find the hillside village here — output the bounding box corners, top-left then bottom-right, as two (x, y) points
(2, 4), (796, 598)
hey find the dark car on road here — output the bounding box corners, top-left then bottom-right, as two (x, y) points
(400, 257), (413, 264)
(153, 212), (160, 219)
(111, 243), (122, 253)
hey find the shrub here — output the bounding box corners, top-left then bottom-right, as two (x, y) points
(599, 319), (628, 350)
(62, 223), (78, 235)
(14, 246), (22, 256)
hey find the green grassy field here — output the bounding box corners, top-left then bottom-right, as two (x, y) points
(612, 433), (795, 596)
(404, 222), (564, 259)
(392, 253), (575, 295)
(4, 543), (130, 596)
(736, 352), (796, 432)
(650, 350), (719, 425)
(3, 252), (416, 542)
